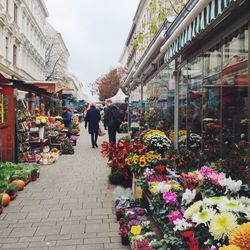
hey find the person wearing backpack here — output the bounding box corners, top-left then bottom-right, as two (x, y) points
(104, 100), (122, 144)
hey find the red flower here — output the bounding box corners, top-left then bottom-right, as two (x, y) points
(155, 165), (165, 173)
(180, 230), (194, 238)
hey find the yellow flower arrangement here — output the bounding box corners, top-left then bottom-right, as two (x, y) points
(150, 188), (158, 194)
(209, 213), (238, 240)
(146, 156), (153, 163)
(219, 245), (241, 250)
(51, 148), (59, 153)
(130, 225), (142, 235)
(35, 116), (48, 126)
(229, 222), (250, 250)
(171, 182), (183, 191)
(169, 130), (187, 142)
(139, 159), (147, 168)
(143, 130), (166, 142)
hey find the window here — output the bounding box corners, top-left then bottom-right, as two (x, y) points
(13, 45), (17, 66)
(5, 37), (9, 59)
(0, 94), (8, 124)
(6, 0), (9, 14)
(14, 3), (18, 23)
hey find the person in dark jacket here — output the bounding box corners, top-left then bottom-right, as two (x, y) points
(62, 107), (72, 128)
(104, 100), (121, 144)
(85, 103), (101, 148)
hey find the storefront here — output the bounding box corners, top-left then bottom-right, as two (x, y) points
(130, 0), (249, 162)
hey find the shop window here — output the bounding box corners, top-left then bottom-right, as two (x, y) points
(203, 44), (222, 161)
(0, 94), (8, 124)
(221, 26), (249, 159)
(143, 61), (175, 130)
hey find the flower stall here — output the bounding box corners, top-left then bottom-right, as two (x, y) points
(102, 129), (250, 250)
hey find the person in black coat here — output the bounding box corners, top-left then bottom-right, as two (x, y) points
(85, 103), (101, 148)
(104, 100), (122, 144)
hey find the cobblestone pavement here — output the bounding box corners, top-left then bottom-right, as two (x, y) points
(0, 125), (129, 250)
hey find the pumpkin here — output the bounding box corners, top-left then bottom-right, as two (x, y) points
(2, 193), (10, 206)
(12, 180), (25, 191)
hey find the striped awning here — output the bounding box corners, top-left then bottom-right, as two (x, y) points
(164, 0), (236, 63)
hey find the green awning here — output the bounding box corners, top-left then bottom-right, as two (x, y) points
(164, 0), (236, 63)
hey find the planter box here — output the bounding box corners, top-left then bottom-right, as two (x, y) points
(24, 177), (31, 185)
(10, 192), (18, 200)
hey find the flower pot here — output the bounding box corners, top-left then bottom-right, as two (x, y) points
(116, 208), (125, 221)
(31, 176), (37, 181)
(10, 192), (18, 200)
(121, 236), (129, 246)
(24, 177), (31, 185)
(39, 126), (45, 140)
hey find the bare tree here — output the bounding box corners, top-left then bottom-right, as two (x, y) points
(45, 36), (68, 83)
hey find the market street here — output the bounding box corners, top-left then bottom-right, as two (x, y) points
(0, 125), (128, 250)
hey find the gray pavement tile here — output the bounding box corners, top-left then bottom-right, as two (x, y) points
(85, 223), (109, 233)
(45, 234), (71, 241)
(1, 242), (29, 249)
(56, 239), (83, 246)
(9, 227), (36, 237)
(19, 236), (45, 242)
(35, 226), (62, 236)
(76, 244), (104, 250)
(49, 246), (76, 250)
(60, 224), (86, 234)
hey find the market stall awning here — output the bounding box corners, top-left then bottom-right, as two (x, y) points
(108, 89), (128, 103)
(163, 0), (236, 63)
(0, 73), (11, 84)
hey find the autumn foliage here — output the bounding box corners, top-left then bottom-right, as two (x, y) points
(96, 68), (121, 101)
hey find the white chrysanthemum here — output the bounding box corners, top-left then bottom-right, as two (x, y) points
(184, 200), (203, 219)
(41, 118), (47, 124)
(219, 177), (242, 194)
(36, 120), (41, 125)
(173, 218), (193, 231)
(154, 182), (171, 193)
(192, 208), (216, 224)
(203, 196), (228, 206)
(238, 196), (250, 206)
(218, 199), (246, 213)
(182, 189), (196, 206)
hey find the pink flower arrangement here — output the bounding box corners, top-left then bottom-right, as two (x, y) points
(199, 166), (225, 185)
(168, 210), (183, 224)
(163, 192), (177, 205)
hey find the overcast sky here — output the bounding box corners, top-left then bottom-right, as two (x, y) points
(44, 0), (139, 100)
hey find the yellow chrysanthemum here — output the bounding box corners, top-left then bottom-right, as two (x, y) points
(171, 182), (183, 191)
(219, 245), (241, 250)
(130, 225), (141, 235)
(229, 222), (250, 250)
(209, 213), (238, 240)
(184, 201), (203, 219)
(150, 188), (158, 194)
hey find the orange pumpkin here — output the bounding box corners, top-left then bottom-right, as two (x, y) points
(12, 180), (25, 191)
(2, 193), (10, 206)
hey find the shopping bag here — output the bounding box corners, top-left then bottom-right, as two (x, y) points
(98, 124), (106, 136)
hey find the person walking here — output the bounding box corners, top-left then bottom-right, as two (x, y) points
(85, 103), (101, 148)
(104, 100), (122, 144)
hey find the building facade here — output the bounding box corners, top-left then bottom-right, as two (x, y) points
(120, 0), (249, 163)
(0, 0), (48, 80)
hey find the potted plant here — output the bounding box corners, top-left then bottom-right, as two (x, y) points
(30, 169), (39, 181)
(0, 194), (3, 214)
(6, 183), (19, 200)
